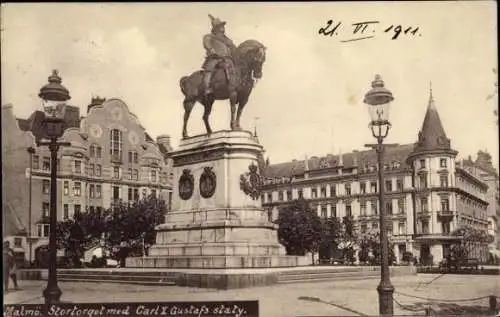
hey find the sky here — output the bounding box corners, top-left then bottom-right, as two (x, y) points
(1, 2), (498, 167)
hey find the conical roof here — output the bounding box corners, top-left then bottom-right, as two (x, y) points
(408, 85), (457, 160)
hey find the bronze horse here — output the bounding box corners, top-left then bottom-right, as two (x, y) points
(180, 40), (266, 138)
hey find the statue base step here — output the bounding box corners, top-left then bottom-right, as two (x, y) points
(126, 255), (310, 269)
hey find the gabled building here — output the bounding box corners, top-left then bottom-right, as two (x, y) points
(261, 88), (490, 265)
(2, 71), (173, 263)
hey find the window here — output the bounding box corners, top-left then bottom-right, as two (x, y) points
(57, 159), (61, 171)
(89, 163), (95, 176)
(113, 166), (120, 179)
(311, 188), (318, 199)
(113, 186), (120, 200)
(89, 184), (95, 198)
(419, 174), (427, 188)
(128, 188), (133, 201)
(440, 174), (448, 187)
(422, 220), (429, 234)
(63, 204), (69, 219)
(267, 192), (272, 202)
(63, 181), (69, 195)
(442, 221), (450, 234)
(331, 205), (337, 218)
(96, 185), (102, 198)
(89, 206), (95, 213)
(33, 155), (40, 169)
(151, 189), (157, 197)
(128, 168), (133, 180)
(151, 170), (157, 182)
(345, 204), (352, 217)
(96, 146), (102, 158)
(419, 159), (426, 169)
(128, 151), (139, 164)
(37, 224), (50, 237)
(42, 157), (51, 171)
(397, 199), (405, 214)
(372, 201), (379, 215)
(321, 206), (327, 218)
(385, 180), (392, 192)
(320, 186), (327, 198)
(74, 204), (81, 216)
(110, 129), (123, 161)
(361, 224), (367, 233)
(298, 189), (303, 198)
(286, 190), (292, 201)
(278, 191), (284, 201)
(73, 182), (81, 196)
(330, 185), (336, 197)
(420, 197), (428, 212)
(134, 188), (139, 201)
(440, 158), (447, 168)
(370, 181), (377, 193)
(96, 164), (102, 177)
(345, 183), (351, 196)
(441, 197), (450, 211)
(398, 222), (406, 235)
(42, 180), (50, 194)
(360, 182), (366, 194)
(360, 202), (367, 216)
(90, 145), (95, 158)
(42, 203), (49, 217)
(74, 160), (81, 174)
(14, 238), (22, 248)
(396, 179), (403, 192)
(385, 201), (393, 215)
(133, 169), (139, 181)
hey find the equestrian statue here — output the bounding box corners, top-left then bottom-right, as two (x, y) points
(180, 14), (267, 138)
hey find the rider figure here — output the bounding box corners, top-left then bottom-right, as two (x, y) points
(202, 15), (237, 96)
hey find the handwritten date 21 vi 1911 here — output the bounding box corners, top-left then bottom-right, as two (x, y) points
(318, 20), (421, 42)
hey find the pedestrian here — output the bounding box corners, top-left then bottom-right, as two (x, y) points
(3, 241), (11, 292)
(3, 241), (18, 291)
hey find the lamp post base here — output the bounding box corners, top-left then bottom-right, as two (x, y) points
(377, 283), (395, 316)
(43, 284), (62, 304)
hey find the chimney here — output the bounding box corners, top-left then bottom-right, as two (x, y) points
(156, 134), (173, 152)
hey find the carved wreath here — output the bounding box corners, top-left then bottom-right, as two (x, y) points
(178, 169), (194, 200)
(240, 163), (263, 200)
(199, 166), (216, 198)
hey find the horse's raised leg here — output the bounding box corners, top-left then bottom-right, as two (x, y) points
(229, 90), (238, 130)
(182, 98), (195, 138)
(202, 97), (215, 136)
(235, 95), (249, 130)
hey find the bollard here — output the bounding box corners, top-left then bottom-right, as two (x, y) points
(489, 296), (497, 315)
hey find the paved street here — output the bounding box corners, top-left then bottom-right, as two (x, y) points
(4, 274), (499, 316)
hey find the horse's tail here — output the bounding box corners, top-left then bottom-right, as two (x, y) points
(179, 76), (190, 97)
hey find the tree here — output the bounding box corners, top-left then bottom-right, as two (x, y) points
(319, 216), (342, 260)
(277, 197), (323, 259)
(451, 225), (490, 260)
(357, 229), (395, 265)
(338, 216), (358, 263)
(104, 196), (167, 260)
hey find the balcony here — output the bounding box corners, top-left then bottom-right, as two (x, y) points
(111, 153), (123, 164)
(417, 210), (431, 219)
(438, 210), (454, 221)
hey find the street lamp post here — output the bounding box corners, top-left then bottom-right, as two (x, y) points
(36, 69), (72, 304)
(27, 147), (35, 267)
(37, 113), (71, 304)
(363, 74), (398, 316)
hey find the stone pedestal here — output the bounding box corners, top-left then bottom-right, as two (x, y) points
(127, 131), (306, 271)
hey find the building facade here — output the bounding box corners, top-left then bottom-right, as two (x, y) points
(2, 72), (173, 262)
(261, 90), (490, 265)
